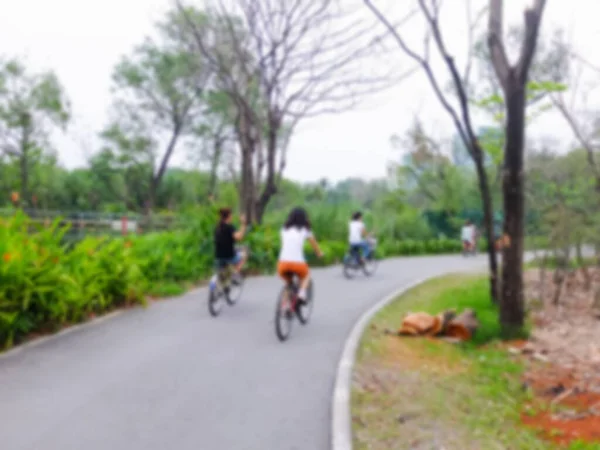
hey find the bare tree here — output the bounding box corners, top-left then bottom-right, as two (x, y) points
(175, 0), (411, 222)
(542, 39), (600, 280)
(110, 14), (213, 212)
(487, 0), (548, 330)
(364, 0), (500, 303)
(543, 36), (600, 193)
(188, 116), (236, 199)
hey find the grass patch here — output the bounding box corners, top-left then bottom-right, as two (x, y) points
(351, 274), (595, 450)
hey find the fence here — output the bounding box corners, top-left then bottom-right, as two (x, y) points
(0, 208), (187, 240)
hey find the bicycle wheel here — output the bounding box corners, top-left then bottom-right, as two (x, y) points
(275, 286), (294, 342)
(225, 272), (244, 305)
(208, 286), (224, 317)
(362, 251), (379, 276)
(342, 254), (357, 279)
(296, 279), (314, 325)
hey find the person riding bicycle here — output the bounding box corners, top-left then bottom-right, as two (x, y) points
(277, 207), (323, 303)
(461, 219), (475, 253)
(214, 207), (247, 285)
(348, 211), (370, 263)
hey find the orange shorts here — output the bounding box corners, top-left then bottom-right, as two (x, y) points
(277, 261), (309, 281)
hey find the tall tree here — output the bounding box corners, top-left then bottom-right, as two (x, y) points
(364, 0), (500, 303)
(109, 14), (211, 211)
(487, 0), (548, 331)
(0, 58), (70, 206)
(176, 0), (404, 223)
(188, 91), (237, 199)
(541, 34), (600, 194)
(96, 120), (156, 212)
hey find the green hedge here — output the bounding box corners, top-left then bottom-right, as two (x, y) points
(0, 211), (472, 349)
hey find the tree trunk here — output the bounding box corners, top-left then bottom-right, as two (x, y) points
(19, 151), (29, 208)
(147, 126), (181, 214)
(207, 138), (223, 198)
(145, 171), (156, 216)
(255, 125), (279, 224)
(500, 76), (526, 332)
(235, 108), (261, 223)
(18, 126), (31, 208)
(551, 246), (570, 306)
(575, 241), (591, 290)
(240, 143), (256, 223)
(473, 150), (499, 304)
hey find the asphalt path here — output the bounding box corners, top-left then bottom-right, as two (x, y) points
(0, 254), (489, 450)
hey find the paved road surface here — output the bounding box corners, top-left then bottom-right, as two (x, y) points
(0, 255), (488, 450)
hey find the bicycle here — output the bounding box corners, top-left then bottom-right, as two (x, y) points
(208, 247), (246, 317)
(462, 240), (477, 257)
(274, 272), (314, 342)
(342, 236), (378, 279)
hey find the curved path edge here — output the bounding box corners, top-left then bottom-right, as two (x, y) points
(330, 276), (433, 450)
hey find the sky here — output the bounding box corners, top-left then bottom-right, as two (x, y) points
(0, 0), (597, 183)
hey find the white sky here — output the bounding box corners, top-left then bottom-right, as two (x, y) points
(0, 0), (597, 183)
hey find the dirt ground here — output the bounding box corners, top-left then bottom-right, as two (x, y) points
(515, 268), (600, 445)
(352, 335), (483, 450)
(352, 270), (600, 449)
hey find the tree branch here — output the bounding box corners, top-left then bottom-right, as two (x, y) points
(516, 0), (548, 83)
(487, 0), (510, 88)
(363, 0), (472, 156)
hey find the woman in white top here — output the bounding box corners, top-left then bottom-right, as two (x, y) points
(277, 207), (323, 302)
(348, 211), (369, 261)
(460, 219), (474, 251)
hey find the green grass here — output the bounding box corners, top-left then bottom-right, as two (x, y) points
(352, 275), (598, 450)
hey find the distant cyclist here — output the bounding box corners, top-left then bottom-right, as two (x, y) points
(277, 207), (323, 303)
(214, 207), (247, 284)
(461, 219), (475, 253)
(348, 211), (370, 263)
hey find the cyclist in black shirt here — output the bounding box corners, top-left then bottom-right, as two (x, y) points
(214, 207), (247, 284)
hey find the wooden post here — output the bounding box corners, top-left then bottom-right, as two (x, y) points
(121, 216), (128, 236)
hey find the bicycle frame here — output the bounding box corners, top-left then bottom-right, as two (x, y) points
(348, 238), (376, 264)
(211, 263), (233, 294)
(281, 277), (301, 312)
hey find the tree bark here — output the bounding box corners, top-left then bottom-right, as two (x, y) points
(240, 145), (256, 223)
(500, 76), (526, 330)
(19, 150), (29, 208)
(207, 137), (223, 198)
(235, 109), (258, 223)
(487, 0), (548, 333)
(255, 122), (279, 224)
(19, 120), (32, 208)
(473, 147), (499, 302)
(147, 124), (182, 213)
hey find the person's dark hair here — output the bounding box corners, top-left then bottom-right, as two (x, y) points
(284, 207), (311, 230)
(218, 207), (232, 223)
(352, 211), (362, 221)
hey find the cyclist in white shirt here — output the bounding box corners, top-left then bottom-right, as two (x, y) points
(277, 207), (323, 303)
(461, 219), (475, 252)
(348, 211), (370, 263)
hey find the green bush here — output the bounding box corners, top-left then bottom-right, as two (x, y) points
(0, 212), (146, 348)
